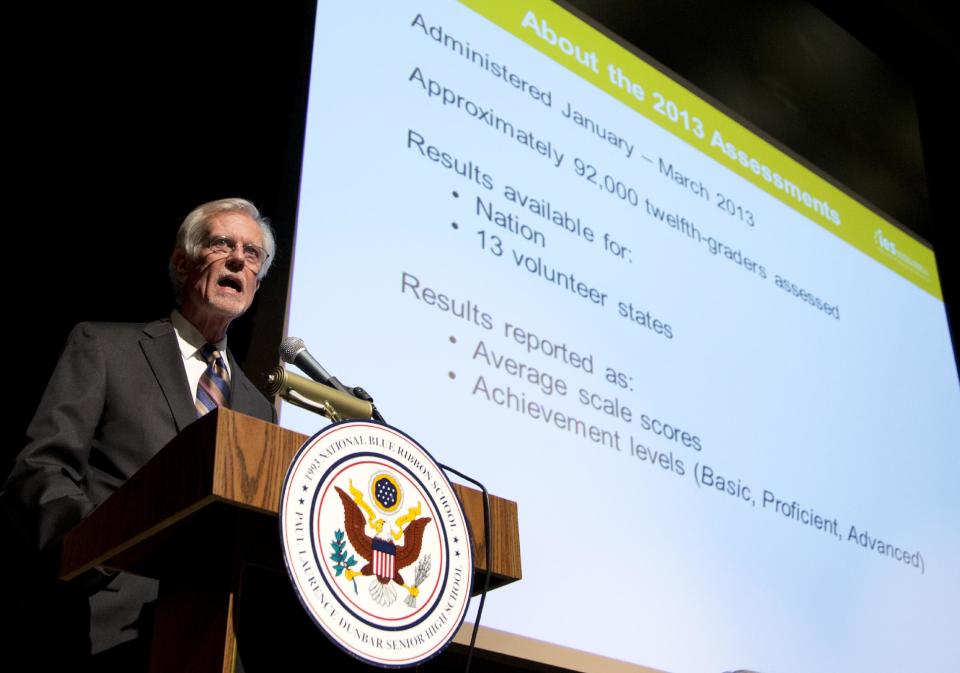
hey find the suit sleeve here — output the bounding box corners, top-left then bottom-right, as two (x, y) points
(2, 323), (107, 565)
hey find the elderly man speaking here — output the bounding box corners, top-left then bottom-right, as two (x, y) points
(2, 198), (277, 672)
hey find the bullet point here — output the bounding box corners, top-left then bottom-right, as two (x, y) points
(449, 336), (457, 343)
(452, 190), (459, 198)
(451, 222), (459, 229)
(448, 371), (456, 379)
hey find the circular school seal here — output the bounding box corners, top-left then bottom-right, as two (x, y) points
(279, 420), (473, 667)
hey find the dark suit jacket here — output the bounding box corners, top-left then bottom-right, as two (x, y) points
(2, 319), (275, 664)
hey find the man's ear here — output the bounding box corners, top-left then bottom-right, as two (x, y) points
(171, 249), (190, 281)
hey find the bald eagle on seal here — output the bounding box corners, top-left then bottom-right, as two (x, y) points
(335, 486), (432, 606)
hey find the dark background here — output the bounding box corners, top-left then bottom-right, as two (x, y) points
(6, 0), (958, 484)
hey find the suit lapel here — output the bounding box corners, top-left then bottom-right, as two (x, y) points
(226, 349), (258, 417)
(140, 320), (196, 432)
(227, 350), (277, 422)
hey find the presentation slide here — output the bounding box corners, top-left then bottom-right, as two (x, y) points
(285, 2), (960, 672)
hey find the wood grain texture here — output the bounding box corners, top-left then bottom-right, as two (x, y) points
(453, 483), (522, 585)
(210, 411), (303, 512)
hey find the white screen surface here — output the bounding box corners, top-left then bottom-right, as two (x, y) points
(285, 3), (960, 672)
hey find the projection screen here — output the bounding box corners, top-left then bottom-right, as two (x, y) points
(284, 2), (960, 672)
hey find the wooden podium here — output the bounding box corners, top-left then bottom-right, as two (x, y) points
(60, 409), (521, 673)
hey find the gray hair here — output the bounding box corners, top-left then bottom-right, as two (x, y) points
(169, 197), (276, 297)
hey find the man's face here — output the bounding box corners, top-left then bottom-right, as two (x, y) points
(174, 211), (265, 324)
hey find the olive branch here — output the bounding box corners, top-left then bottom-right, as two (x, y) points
(329, 529), (358, 594)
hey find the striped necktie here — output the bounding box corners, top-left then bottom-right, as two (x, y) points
(196, 343), (231, 417)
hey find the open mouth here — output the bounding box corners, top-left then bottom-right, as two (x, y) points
(218, 276), (243, 293)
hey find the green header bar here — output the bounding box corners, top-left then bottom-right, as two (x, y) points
(459, 0), (942, 300)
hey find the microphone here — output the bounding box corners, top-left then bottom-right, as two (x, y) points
(265, 366), (373, 421)
(278, 336), (386, 422)
(279, 336), (349, 392)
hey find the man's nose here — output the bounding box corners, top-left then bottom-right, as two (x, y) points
(225, 245), (246, 269)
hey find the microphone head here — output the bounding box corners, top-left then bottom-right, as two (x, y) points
(279, 336), (307, 364)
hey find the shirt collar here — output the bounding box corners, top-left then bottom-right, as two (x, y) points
(170, 309), (228, 362)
